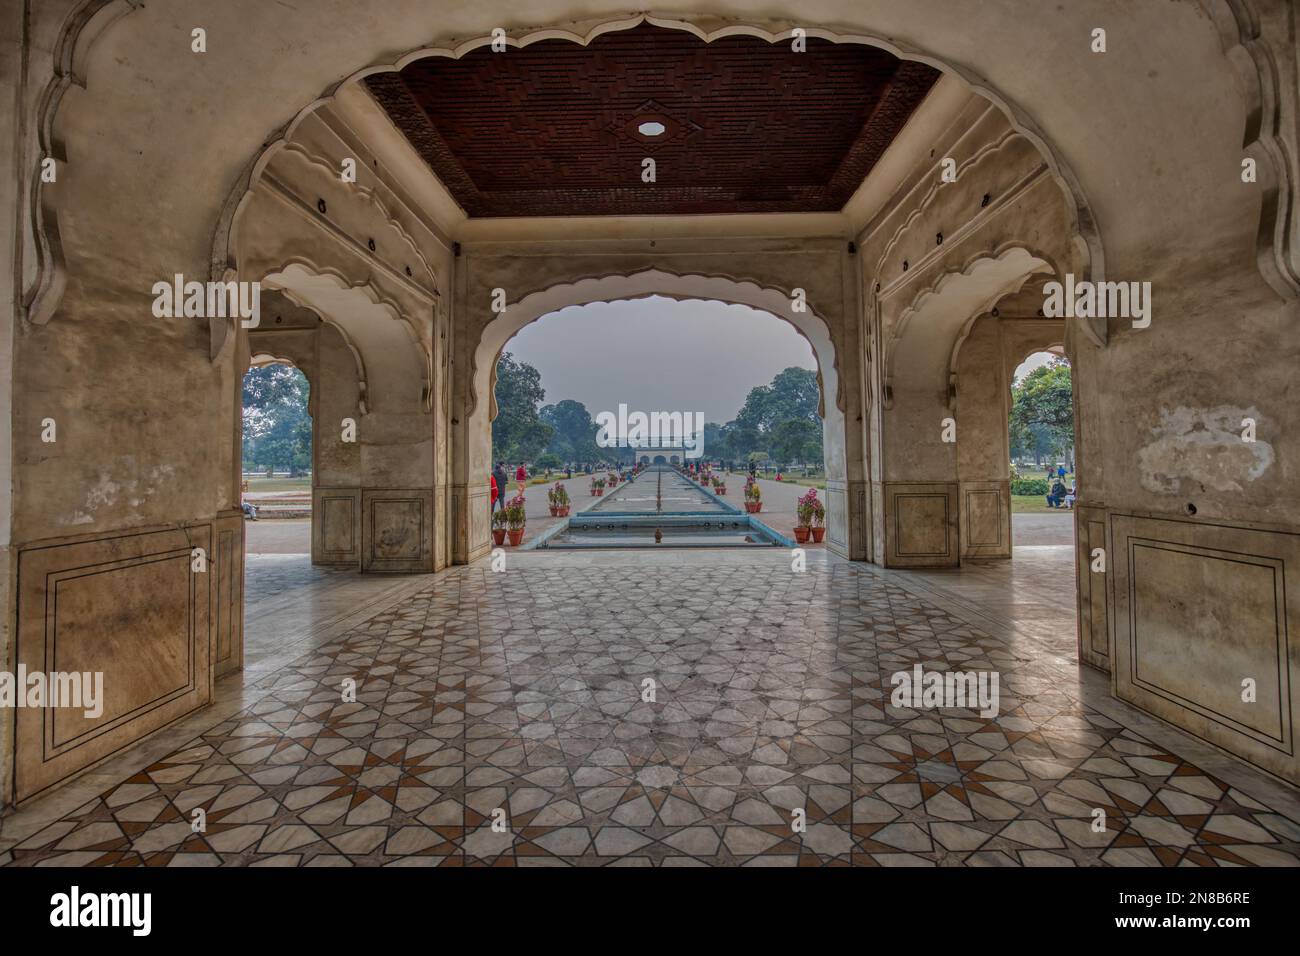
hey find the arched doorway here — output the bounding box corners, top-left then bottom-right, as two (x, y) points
(241, 359), (313, 527)
(461, 270), (855, 562)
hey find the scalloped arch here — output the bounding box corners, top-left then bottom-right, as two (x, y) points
(258, 259), (436, 412)
(1203, 0), (1299, 298)
(884, 245), (1052, 401)
(23, 0), (139, 326)
(251, 279), (373, 417)
(946, 289), (1062, 388)
(254, 257), (429, 371)
(468, 268), (842, 427)
(248, 352), (300, 368)
(890, 244), (1058, 348)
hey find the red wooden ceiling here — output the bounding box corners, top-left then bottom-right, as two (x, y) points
(365, 24), (939, 218)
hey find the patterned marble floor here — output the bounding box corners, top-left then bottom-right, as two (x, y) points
(4, 555), (1300, 867)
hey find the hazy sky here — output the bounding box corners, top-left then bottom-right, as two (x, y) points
(507, 297), (816, 424)
(1012, 350), (1063, 383)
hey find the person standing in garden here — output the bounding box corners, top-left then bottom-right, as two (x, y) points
(493, 461), (507, 513)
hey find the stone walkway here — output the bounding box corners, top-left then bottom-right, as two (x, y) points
(245, 517), (312, 554)
(3, 550), (1298, 867)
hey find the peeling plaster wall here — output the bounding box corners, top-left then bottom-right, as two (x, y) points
(1096, 273), (1299, 527)
(1138, 405), (1275, 496)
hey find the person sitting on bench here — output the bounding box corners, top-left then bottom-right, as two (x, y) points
(1046, 479), (1067, 508)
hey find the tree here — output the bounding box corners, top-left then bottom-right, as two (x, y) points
(492, 352), (554, 462)
(1010, 421), (1061, 468)
(766, 366), (820, 426)
(722, 419), (762, 462)
(726, 366), (822, 466)
(540, 398), (600, 462)
(770, 418), (820, 464)
(242, 365), (312, 475)
(1010, 359), (1074, 468)
(702, 421), (725, 460)
(256, 413), (312, 476)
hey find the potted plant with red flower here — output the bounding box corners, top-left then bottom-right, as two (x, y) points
(811, 493), (826, 542)
(491, 507), (508, 546)
(505, 493), (527, 546)
(744, 479), (762, 513)
(551, 481), (570, 517)
(794, 488), (817, 543)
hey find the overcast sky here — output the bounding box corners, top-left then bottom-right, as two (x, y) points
(1012, 351), (1062, 382)
(507, 296), (816, 424)
(508, 298), (1059, 420)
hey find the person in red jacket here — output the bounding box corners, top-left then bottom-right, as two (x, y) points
(489, 472), (497, 513)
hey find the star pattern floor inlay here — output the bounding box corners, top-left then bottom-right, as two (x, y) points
(6, 560), (1300, 867)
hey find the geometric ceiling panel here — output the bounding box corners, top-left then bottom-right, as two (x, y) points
(365, 24), (940, 218)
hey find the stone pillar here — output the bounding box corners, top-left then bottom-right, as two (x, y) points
(450, 278), (492, 566)
(312, 323), (364, 567)
(876, 376), (960, 568)
(824, 245), (871, 561)
(955, 315), (1011, 560)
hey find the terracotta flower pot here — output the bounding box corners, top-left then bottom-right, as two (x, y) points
(794, 526), (811, 543)
(507, 529), (525, 546)
(811, 527), (826, 543)
(549, 506), (558, 516)
(559, 506), (569, 517)
(492, 529), (506, 546)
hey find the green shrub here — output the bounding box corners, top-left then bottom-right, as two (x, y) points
(1011, 478), (1050, 496)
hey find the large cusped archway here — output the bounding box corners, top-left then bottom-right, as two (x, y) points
(460, 268), (854, 561)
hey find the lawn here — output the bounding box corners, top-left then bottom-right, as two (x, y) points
(770, 477), (827, 490)
(244, 476), (311, 493)
(726, 470), (826, 490)
(1012, 470), (1077, 514)
(1012, 495), (1076, 514)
